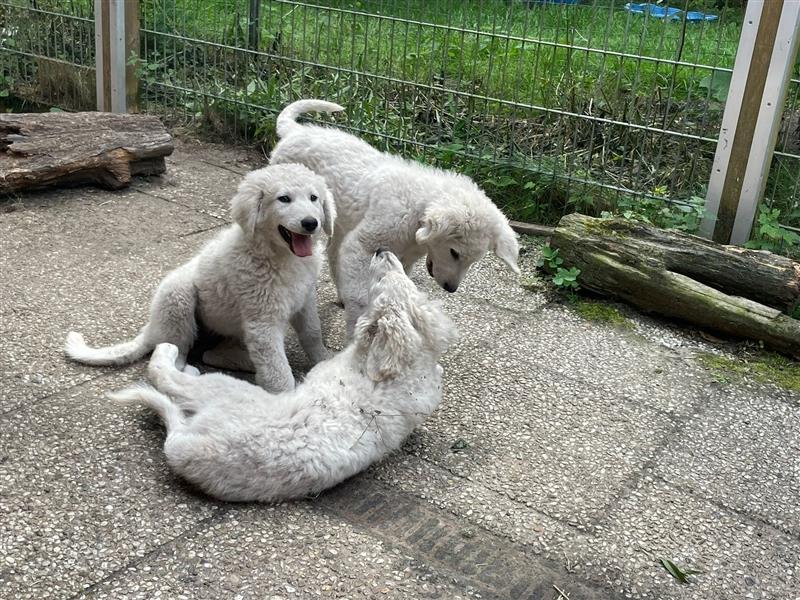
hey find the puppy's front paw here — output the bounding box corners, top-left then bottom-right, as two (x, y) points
(152, 343), (180, 363)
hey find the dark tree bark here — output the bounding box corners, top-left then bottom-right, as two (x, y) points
(550, 214), (800, 357)
(0, 112), (173, 193)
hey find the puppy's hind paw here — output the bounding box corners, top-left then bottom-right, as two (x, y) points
(182, 364), (201, 377)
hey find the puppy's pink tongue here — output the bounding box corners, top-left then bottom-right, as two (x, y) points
(291, 233), (313, 257)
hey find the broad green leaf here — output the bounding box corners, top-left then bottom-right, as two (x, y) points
(660, 559), (701, 584)
(699, 70), (732, 102)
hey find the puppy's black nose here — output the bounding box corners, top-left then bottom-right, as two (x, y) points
(301, 217), (318, 232)
(443, 282), (457, 293)
(375, 248), (386, 257)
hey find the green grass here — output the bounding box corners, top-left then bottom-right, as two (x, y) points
(698, 352), (800, 392)
(138, 0), (746, 123)
(143, 0), (744, 107)
(570, 298), (632, 327)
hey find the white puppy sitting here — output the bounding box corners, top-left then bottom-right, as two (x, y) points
(108, 250), (457, 503)
(270, 99), (520, 338)
(65, 164), (335, 393)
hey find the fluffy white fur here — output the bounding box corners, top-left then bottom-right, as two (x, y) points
(108, 251), (457, 503)
(270, 99), (520, 337)
(65, 164), (336, 393)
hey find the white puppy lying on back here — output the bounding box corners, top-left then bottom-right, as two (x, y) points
(65, 164), (335, 393)
(108, 250), (456, 503)
(270, 99), (520, 337)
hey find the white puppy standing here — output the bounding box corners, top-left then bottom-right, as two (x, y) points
(65, 163), (335, 393)
(270, 99), (521, 337)
(108, 250), (456, 503)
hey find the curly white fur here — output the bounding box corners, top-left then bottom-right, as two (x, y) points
(108, 251), (457, 503)
(270, 99), (520, 337)
(65, 163), (336, 393)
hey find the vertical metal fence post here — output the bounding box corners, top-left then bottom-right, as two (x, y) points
(701, 0), (800, 245)
(248, 0), (261, 51)
(95, 0), (139, 113)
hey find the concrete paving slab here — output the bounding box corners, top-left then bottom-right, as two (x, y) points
(1, 186), (220, 266)
(448, 299), (714, 418)
(0, 374), (220, 600)
(653, 387), (800, 536)
(131, 164), (234, 222)
(319, 477), (619, 599)
(405, 343), (676, 529)
(74, 503), (487, 600)
(565, 479), (799, 600)
(371, 453), (576, 555)
(420, 251), (551, 315)
(1, 192), (222, 414)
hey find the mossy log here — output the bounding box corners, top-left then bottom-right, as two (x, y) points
(0, 112), (173, 194)
(550, 214), (800, 357)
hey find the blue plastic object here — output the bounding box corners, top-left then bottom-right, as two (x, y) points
(625, 3), (681, 19)
(685, 10), (719, 22)
(625, 3), (719, 22)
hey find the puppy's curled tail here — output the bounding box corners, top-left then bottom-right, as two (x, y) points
(65, 331), (153, 366)
(108, 384), (186, 431)
(276, 99), (344, 138)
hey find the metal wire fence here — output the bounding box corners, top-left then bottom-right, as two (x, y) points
(135, 0), (749, 225)
(2, 0), (799, 233)
(0, 0), (95, 110)
(766, 69), (800, 232)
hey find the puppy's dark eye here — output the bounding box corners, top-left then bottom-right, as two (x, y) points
(277, 195), (291, 203)
(450, 248), (460, 260)
(310, 194), (318, 202)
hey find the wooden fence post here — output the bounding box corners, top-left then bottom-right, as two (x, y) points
(95, 0), (139, 113)
(701, 0), (800, 245)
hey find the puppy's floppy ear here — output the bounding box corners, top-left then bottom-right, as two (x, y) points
(415, 213), (434, 245)
(415, 206), (448, 245)
(355, 302), (421, 382)
(493, 219), (520, 274)
(409, 301), (459, 355)
(322, 188), (336, 237)
(230, 179), (264, 236)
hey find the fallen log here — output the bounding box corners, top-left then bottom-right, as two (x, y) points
(550, 213), (800, 357)
(510, 220), (555, 237)
(0, 112), (173, 193)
